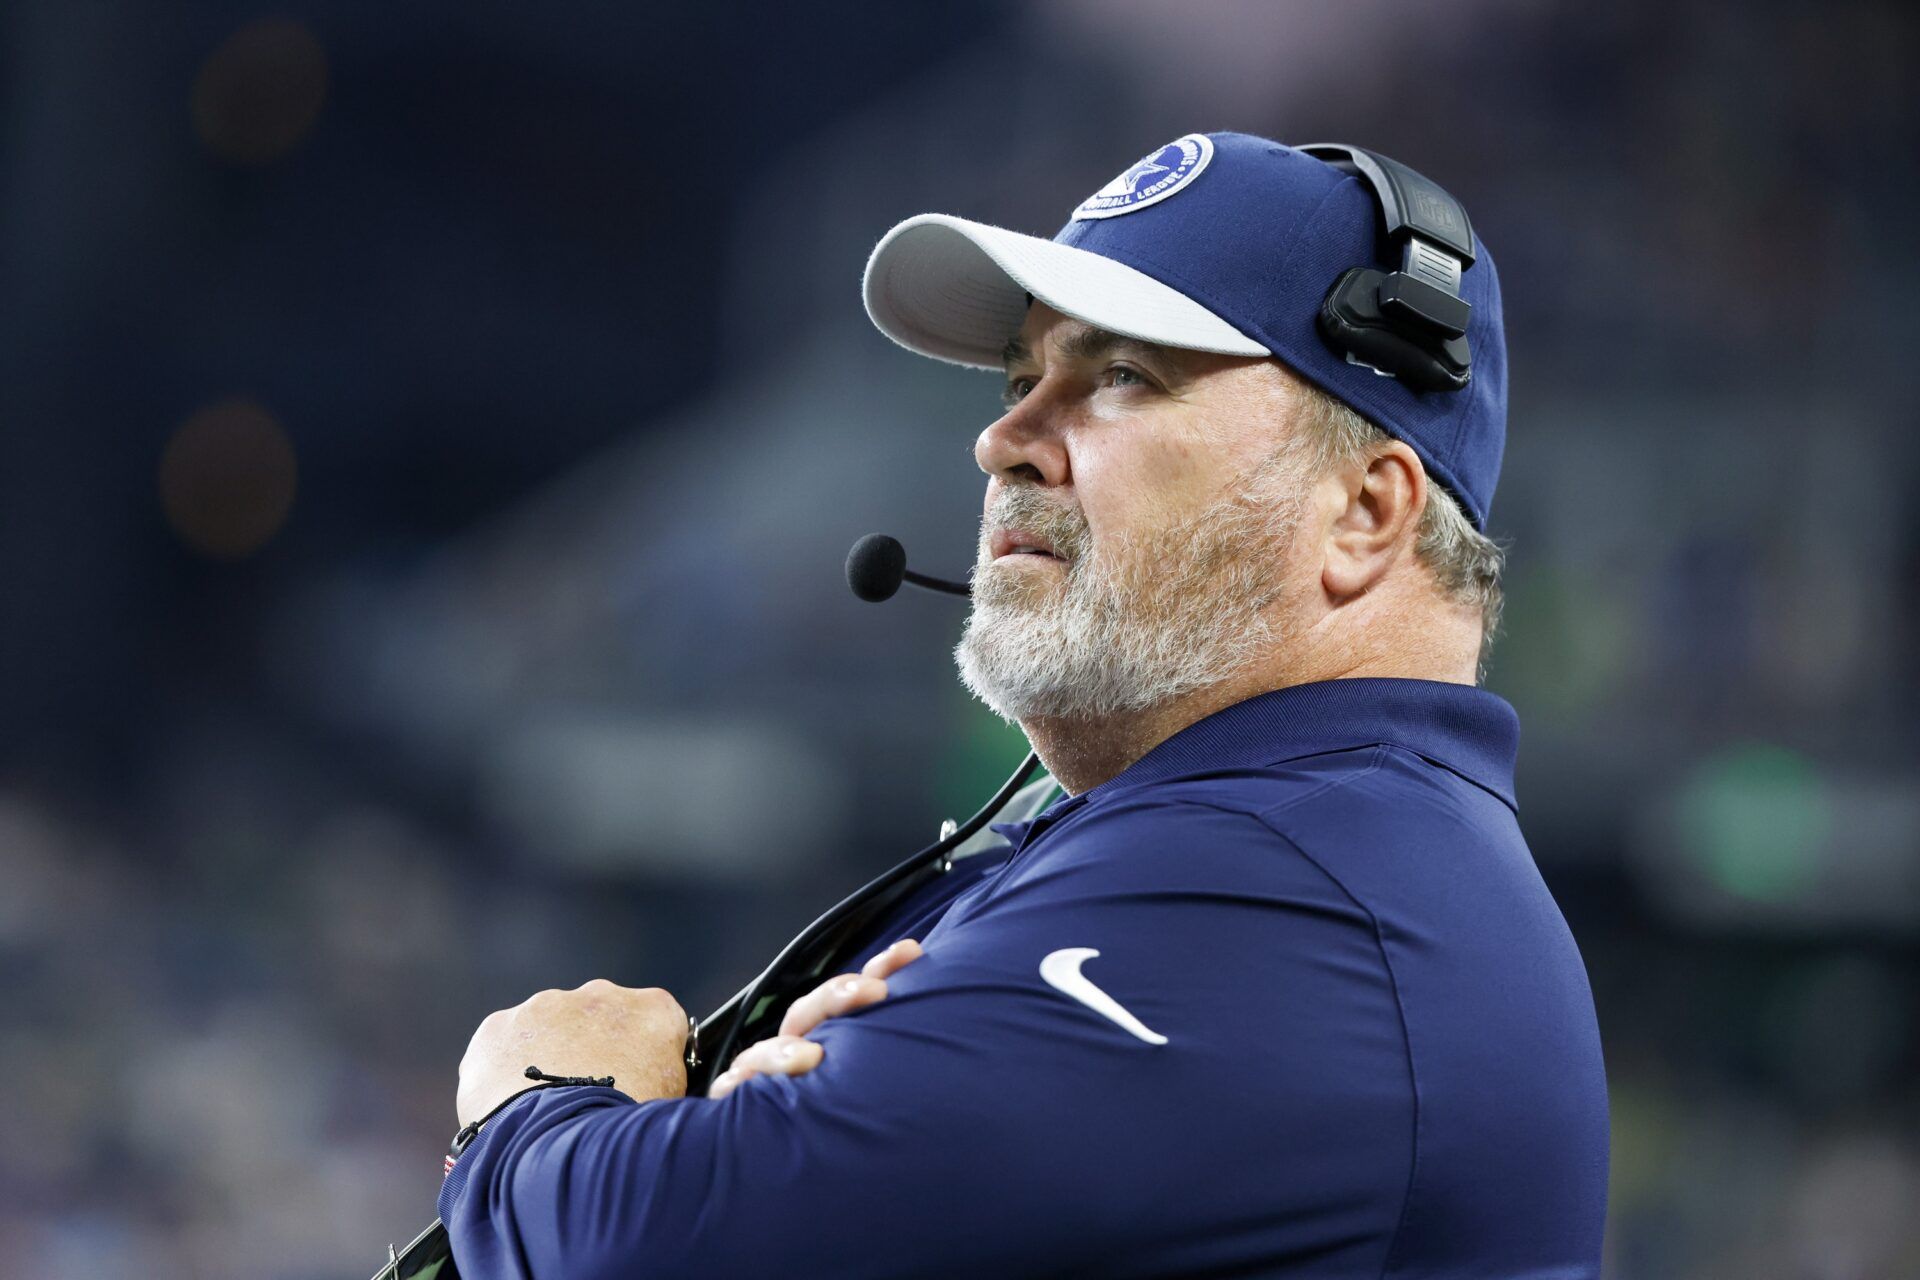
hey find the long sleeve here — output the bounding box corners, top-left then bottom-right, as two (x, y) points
(439, 797), (1422, 1279)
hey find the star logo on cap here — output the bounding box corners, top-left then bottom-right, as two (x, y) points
(1071, 133), (1215, 222)
(1100, 156), (1170, 198)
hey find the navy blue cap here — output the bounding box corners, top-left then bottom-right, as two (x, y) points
(863, 131), (1508, 528)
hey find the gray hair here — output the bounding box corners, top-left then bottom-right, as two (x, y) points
(1292, 382), (1506, 680)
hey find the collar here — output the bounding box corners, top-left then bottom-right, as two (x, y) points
(994, 678), (1520, 848)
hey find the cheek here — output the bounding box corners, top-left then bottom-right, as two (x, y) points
(1069, 431), (1217, 543)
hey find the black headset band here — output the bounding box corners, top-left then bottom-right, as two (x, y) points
(1297, 143), (1475, 263)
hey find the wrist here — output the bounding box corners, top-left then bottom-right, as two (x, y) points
(446, 1084), (547, 1175)
(446, 1066), (619, 1175)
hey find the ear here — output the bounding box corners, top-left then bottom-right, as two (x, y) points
(1320, 439), (1427, 601)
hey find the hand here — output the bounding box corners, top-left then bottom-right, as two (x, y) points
(707, 938), (923, 1101)
(457, 979), (689, 1126)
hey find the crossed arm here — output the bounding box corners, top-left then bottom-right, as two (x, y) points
(441, 802), (1411, 1279)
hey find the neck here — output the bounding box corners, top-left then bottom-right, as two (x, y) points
(1018, 680), (1258, 797)
(1020, 612), (1482, 796)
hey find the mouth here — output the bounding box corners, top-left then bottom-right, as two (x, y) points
(990, 528), (1066, 563)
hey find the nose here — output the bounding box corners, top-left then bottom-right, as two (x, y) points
(974, 392), (1070, 489)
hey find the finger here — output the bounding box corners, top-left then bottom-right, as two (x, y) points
(729, 1034), (825, 1080)
(707, 1067), (752, 1101)
(860, 938), (924, 981)
(778, 972), (887, 1039)
(707, 1036), (826, 1100)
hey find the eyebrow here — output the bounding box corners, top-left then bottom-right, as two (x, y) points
(1001, 325), (1171, 370)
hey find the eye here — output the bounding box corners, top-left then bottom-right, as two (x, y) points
(1001, 376), (1037, 407)
(1104, 364), (1150, 389)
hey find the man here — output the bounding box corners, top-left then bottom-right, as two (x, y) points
(443, 132), (1610, 1278)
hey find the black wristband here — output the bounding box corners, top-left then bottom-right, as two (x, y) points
(446, 1066), (619, 1168)
(522, 1065), (616, 1088)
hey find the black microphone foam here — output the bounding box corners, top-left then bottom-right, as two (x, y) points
(847, 533), (908, 602)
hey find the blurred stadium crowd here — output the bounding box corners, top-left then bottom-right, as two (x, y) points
(1, 2), (1916, 1277)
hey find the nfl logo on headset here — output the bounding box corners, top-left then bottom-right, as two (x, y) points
(1072, 133), (1215, 221)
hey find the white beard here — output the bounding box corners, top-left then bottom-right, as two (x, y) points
(954, 453), (1308, 723)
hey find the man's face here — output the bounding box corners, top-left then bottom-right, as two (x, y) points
(955, 302), (1318, 722)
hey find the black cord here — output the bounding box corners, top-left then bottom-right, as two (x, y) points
(524, 1065), (616, 1088)
(695, 750), (1044, 1076)
(448, 1067), (620, 1162)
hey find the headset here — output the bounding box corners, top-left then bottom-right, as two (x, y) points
(1297, 143), (1477, 394)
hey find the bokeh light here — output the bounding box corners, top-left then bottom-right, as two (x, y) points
(1674, 742), (1833, 904)
(190, 18), (329, 165)
(158, 398), (298, 558)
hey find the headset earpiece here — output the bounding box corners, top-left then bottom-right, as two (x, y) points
(1298, 143), (1477, 395)
(1319, 267), (1471, 392)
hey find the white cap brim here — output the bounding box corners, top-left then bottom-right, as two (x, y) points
(861, 213), (1268, 370)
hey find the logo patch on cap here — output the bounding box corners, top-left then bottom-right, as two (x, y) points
(1071, 133), (1214, 221)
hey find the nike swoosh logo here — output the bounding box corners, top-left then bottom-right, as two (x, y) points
(1038, 947), (1168, 1046)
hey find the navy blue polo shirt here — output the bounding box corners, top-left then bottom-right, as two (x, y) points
(441, 678), (1609, 1279)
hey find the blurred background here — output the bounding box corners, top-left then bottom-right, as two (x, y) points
(1, 1), (1916, 1276)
